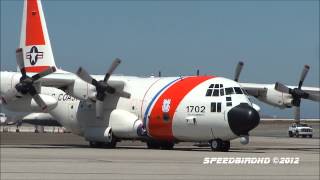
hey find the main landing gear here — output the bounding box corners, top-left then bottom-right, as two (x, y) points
(146, 139), (174, 150)
(89, 136), (118, 149)
(89, 139), (117, 148)
(210, 139), (230, 152)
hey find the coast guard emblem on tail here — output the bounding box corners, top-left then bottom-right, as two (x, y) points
(26, 46), (43, 65)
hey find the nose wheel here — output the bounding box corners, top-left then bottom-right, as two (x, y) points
(210, 139), (230, 152)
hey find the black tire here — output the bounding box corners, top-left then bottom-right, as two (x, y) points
(302, 135), (307, 138)
(146, 140), (161, 149)
(210, 139), (222, 151)
(89, 141), (104, 148)
(104, 137), (117, 149)
(210, 139), (229, 152)
(288, 131), (293, 137)
(221, 141), (230, 152)
(159, 141), (174, 150)
(309, 135), (313, 138)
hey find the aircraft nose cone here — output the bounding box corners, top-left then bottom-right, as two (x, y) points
(227, 103), (260, 136)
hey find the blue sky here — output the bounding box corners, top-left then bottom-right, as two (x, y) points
(1, 0), (319, 118)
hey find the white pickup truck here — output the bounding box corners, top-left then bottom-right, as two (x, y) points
(288, 123), (313, 138)
(0, 113), (7, 125)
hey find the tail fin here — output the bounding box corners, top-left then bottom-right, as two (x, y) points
(19, 0), (56, 73)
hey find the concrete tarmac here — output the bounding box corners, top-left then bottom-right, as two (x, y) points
(1, 122), (319, 180)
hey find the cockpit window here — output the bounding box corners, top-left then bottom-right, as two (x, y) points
(206, 89), (213, 96)
(212, 89), (219, 96)
(206, 84), (244, 97)
(220, 89), (224, 96)
(206, 84), (224, 97)
(225, 87), (234, 95)
(234, 87), (243, 94)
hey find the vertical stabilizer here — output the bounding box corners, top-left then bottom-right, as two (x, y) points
(19, 0), (56, 73)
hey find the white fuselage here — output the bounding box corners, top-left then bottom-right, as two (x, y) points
(0, 71), (256, 142)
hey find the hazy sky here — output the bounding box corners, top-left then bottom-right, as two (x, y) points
(1, 0), (319, 118)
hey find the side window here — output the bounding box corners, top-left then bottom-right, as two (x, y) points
(217, 103), (221, 112)
(211, 102), (222, 112)
(211, 102), (216, 112)
(220, 89), (224, 96)
(226, 96), (232, 106)
(234, 87), (243, 94)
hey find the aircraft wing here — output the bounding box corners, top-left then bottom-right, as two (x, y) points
(240, 83), (320, 102)
(239, 83), (268, 98)
(40, 73), (76, 89)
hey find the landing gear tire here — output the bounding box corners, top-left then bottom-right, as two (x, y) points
(104, 137), (117, 149)
(210, 139), (230, 152)
(146, 140), (174, 150)
(89, 141), (104, 148)
(159, 141), (174, 150)
(288, 132), (293, 137)
(89, 136), (117, 149)
(89, 140), (117, 148)
(146, 140), (160, 149)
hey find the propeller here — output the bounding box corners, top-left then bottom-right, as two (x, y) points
(234, 61), (244, 82)
(76, 58), (131, 118)
(0, 48), (56, 111)
(274, 65), (311, 124)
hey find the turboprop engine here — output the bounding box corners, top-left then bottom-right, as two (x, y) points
(84, 109), (143, 142)
(109, 109), (143, 138)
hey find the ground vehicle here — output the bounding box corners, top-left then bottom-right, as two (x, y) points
(0, 113), (7, 125)
(288, 123), (313, 138)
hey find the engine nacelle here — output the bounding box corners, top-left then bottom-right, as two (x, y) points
(109, 109), (143, 138)
(69, 79), (96, 100)
(5, 94), (58, 112)
(257, 88), (292, 108)
(0, 72), (21, 95)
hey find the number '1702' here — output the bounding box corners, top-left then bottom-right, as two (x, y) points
(186, 106), (205, 113)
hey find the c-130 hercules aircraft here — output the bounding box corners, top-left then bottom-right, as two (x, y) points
(1, 0), (319, 151)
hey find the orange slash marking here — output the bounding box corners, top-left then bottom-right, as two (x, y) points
(148, 76), (213, 141)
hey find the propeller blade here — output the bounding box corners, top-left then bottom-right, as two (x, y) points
(234, 61), (244, 82)
(32, 94), (48, 112)
(76, 67), (96, 85)
(0, 89), (19, 104)
(103, 58), (121, 82)
(293, 106), (300, 124)
(308, 93), (320, 101)
(274, 82), (290, 94)
(298, 65), (310, 89)
(31, 66), (56, 81)
(96, 100), (104, 119)
(115, 90), (131, 99)
(16, 48), (26, 77)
